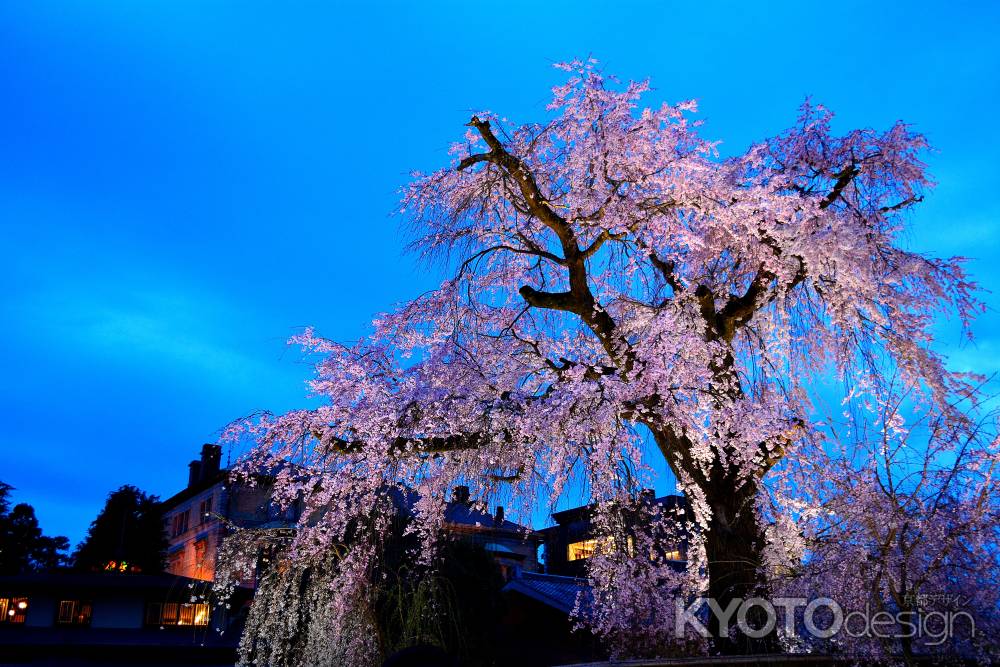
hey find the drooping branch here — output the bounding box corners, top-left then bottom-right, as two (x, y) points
(456, 244), (565, 280)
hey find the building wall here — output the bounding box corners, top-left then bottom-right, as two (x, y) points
(542, 496), (689, 577)
(91, 595), (144, 629)
(1, 575), (234, 627)
(23, 597), (55, 628)
(162, 477), (299, 583)
(163, 484), (227, 581)
(540, 516), (592, 577)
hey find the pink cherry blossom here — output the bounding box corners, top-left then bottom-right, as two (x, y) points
(219, 60), (986, 663)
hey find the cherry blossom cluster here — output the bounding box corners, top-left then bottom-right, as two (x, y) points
(219, 59), (985, 663)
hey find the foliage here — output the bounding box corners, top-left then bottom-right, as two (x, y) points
(217, 494), (506, 666)
(224, 59), (983, 658)
(766, 379), (1000, 664)
(72, 484), (168, 574)
(0, 482), (70, 574)
(376, 540), (505, 665)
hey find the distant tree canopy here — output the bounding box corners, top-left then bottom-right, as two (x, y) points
(73, 485), (168, 574)
(0, 481), (70, 574)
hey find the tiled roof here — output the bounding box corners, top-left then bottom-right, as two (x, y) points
(443, 502), (532, 535)
(386, 485), (535, 536)
(0, 571), (221, 592)
(503, 571), (592, 615)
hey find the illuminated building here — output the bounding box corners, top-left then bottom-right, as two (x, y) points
(539, 492), (689, 577)
(159, 444), (302, 582)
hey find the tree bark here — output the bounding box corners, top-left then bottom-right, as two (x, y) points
(652, 427), (777, 655)
(460, 115), (789, 655)
(702, 474), (777, 655)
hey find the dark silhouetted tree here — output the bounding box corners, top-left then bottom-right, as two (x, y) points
(0, 482), (70, 574)
(73, 485), (168, 574)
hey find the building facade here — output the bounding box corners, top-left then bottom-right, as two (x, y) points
(159, 444), (301, 582)
(540, 492), (689, 577)
(160, 448), (542, 584)
(0, 572), (250, 665)
(159, 445), (226, 580)
(441, 485), (542, 580)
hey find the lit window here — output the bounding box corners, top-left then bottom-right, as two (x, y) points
(147, 602), (209, 627)
(567, 536), (636, 561)
(567, 537), (613, 561)
(663, 549), (684, 561)
(57, 600), (92, 625)
(163, 602), (179, 625)
(0, 597), (28, 624)
(104, 559), (140, 573)
(178, 604), (195, 625)
(194, 539), (207, 567)
(193, 539), (212, 580)
(194, 604), (209, 626)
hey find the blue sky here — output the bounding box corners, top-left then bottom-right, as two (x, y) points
(2, 1), (998, 546)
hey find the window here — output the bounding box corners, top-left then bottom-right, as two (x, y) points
(193, 603), (210, 626)
(198, 496), (213, 524)
(194, 539), (209, 576)
(663, 548), (684, 561)
(146, 602), (209, 627)
(57, 600), (92, 625)
(145, 602), (164, 626)
(178, 604), (195, 625)
(168, 550), (184, 574)
(171, 510), (190, 537)
(567, 536), (635, 561)
(567, 537), (613, 561)
(0, 597), (28, 624)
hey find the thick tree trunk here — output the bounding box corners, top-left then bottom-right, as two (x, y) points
(702, 475), (778, 655)
(651, 425), (777, 654)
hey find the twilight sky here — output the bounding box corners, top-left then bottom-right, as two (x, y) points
(2, 1), (998, 546)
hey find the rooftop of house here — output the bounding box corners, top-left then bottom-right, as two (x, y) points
(443, 498), (535, 537)
(0, 570), (237, 594)
(502, 571), (592, 615)
(159, 444), (227, 511)
(546, 492), (688, 527)
(387, 484), (536, 538)
(159, 446), (301, 512)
